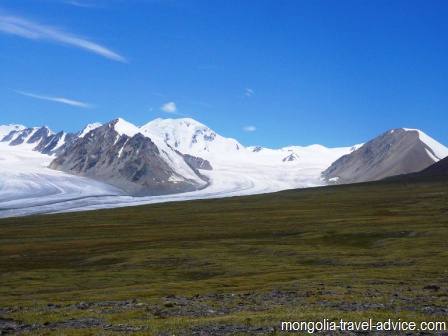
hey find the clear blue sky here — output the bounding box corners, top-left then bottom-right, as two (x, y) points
(1, 0), (447, 148)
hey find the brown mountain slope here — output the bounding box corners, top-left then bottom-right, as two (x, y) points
(322, 128), (442, 184)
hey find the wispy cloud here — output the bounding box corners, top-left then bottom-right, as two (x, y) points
(15, 90), (95, 109)
(245, 88), (255, 98)
(161, 102), (178, 114)
(244, 126), (256, 132)
(63, 1), (104, 8)
(58, 0), (167, 8)
(0, 15), (127, 62)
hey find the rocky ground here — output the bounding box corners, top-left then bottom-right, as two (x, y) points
(1, 284), (447, 335)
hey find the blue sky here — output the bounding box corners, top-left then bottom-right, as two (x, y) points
(0, 0), (447, 148)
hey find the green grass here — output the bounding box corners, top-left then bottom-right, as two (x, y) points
(1, 176), (447, 333)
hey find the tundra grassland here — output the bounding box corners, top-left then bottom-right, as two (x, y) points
(1, 176), (447, 335)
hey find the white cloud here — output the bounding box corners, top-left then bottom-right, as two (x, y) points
(245, 88), (255, 97)
(244, 126), (256, 132)
(161, 102), (178, 114)
(15, 90), (95, 108)
(0, 15), (127, 62)
(64, 1), (102, 8)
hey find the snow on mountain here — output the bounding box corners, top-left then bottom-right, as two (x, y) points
(404, 128), (448, 160)
(49, 118), (207, 196)
(110, 118), (208, 185)
(36, 131), (78, 156)
(139, 118), (358, 172)
(50, 132), (67, 152)
(140, 118), (246, 161)
(2, 127), (44, 148)
(0, 124), (26, 140)
(245, 144), (357, 168)
(140, 119), (359, 194)
(113, 118), (141, 137)
(27, 126), (54, 144)
(0, 125), (79, 157)
(78, 122), (102, 138)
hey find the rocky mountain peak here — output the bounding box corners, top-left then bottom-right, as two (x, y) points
(78, 122), (102, 138)
(27, 126), (54, 144)
(322, 128), (448, 184)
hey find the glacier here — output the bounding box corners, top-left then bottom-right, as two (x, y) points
(3, 118), (446, 219)
(0, 118), (358, 218)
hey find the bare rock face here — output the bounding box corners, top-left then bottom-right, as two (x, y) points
(49, 120), (207, 196)
(35, 132), (78, 156)
(322, 128), (441, 184)
(282, 153), (300, 162)
(8, 128), (36, 146)
(27, 126), (54, 144)
(1, 126), (77, 156)
(183, 154), (213, 170)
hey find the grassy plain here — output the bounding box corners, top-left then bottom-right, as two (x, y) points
(0, 176), (447, 334)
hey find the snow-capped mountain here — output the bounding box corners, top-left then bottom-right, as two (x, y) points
(140, 118), (246, 161)
(2, 126), (49, 146)
(405, 128), (448, 161)
(140, 118), (362, 167)
(249, 144), (363, 165)
(322, 128), (448, 184)
(49, 118), (208, 196)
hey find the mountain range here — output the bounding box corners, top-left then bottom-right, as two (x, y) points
(1, 117), (447, 217)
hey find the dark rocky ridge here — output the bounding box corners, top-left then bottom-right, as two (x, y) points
(1, 126), (77, 156)
(8, 128), (36, 146)
(27, 126), (53, 144)
(322, 128), (441, 184)
(35, 131), (78, 155)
